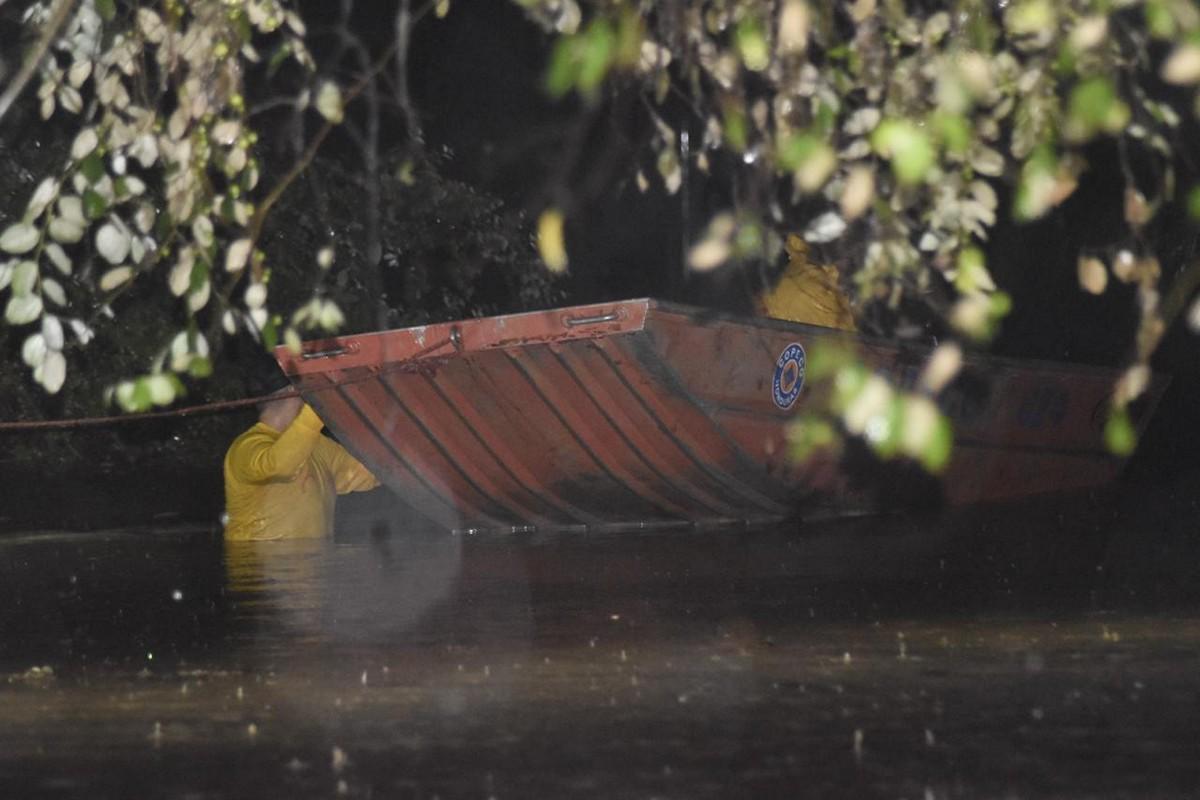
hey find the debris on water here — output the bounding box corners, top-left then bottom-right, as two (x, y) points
(337, 778), (349, 795)
(247, 723), (258, 738)
(285, 757), (307, 773)
(853, 728), (864, 762)
(1031, 707), (1044, 720)
(13, 665), (55, 685)
(171, 589), (183, 602)
(589, 637), (597, 648)
(609, 614), (620, 621)
(360, 670), (368, 686)
(925, 728), (935, 746)
(331, 746), (348, 773)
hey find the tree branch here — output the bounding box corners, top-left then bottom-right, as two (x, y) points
(0, 0), (79, 125)
(248, 39), (400, 245)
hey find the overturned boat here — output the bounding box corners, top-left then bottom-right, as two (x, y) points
(277, 299), (1166, 532)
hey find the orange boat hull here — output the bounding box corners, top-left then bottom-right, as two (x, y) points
(278, 299), (1164, 532)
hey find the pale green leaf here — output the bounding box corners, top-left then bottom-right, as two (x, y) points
(1162, 44), (1200, 85)
(0, 223), (39, 254)
(225, 238), (252, 272)
(315, 82), (344, 123)
(42, 278), (66, 307)
(95, 222), (130, 264)
(99, 266), (134, 291)
(57, 195), (85, 225)
(38, 350), (66, 394)
(48, 217), (85, 244)
(244, 282), (267, 309)
(21, 333), (47, 368)
(6, 294), (43, 325)
(12, 260), (38, 295)
(44, 242), (72, 275)
(42, 314), (64, 349)
(26, 178), (60, 220)
(70, 127), (99, 160)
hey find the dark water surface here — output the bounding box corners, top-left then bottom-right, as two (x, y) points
(2, 488), (1200, 799)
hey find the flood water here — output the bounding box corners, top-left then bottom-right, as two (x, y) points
(2, 484), (1200, 799)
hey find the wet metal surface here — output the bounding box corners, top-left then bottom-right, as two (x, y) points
(2, 491), (1200, 798)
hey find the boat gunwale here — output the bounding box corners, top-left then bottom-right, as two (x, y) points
(279, 297), (1171, 391)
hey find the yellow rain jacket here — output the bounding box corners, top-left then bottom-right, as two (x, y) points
(223, 404), (379, 540)
(759, 235), (857, 331)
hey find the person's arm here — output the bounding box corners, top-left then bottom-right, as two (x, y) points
(229, 404), (325, 484)
(319, 437), (381, 494)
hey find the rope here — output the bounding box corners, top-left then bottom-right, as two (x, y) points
(0, 333), (457, 432)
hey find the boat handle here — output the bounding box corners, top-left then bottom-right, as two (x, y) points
(300, 347), (347, 360)
(301, 339), (367, 360)
(563, 311), (621, 327)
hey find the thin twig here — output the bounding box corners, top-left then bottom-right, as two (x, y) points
(247, 38), (401, 244)
(394, 0), (422, 147)
(0, 0), (79, 124)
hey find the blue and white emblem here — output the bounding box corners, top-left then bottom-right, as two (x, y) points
(772, 342), (806, 410)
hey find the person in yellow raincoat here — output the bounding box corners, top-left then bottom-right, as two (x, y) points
(758, 234), (857, 331)
(223, 380), (379, 540)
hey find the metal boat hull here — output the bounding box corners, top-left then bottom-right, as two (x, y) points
(278, 299), (1164, 532)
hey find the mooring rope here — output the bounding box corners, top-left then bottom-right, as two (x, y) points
(0, 333), (458, 432)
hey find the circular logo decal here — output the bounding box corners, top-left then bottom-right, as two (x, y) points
(772, 342), (806, 410)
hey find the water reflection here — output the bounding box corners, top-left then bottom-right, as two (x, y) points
(223, 531), (468, 643)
